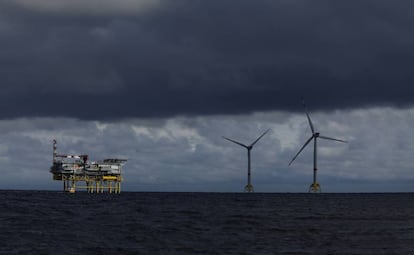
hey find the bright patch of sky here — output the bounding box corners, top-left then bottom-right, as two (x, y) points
(1, 107), (414, 192)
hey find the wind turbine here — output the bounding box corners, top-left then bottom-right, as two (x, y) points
(223, 129), (270, 192)
(289, 101), (347, 193)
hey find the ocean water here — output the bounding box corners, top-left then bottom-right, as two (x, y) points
(1, 191), (414, 254)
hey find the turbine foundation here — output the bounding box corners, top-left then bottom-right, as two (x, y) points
(309, 182), (321, 193)
(244, 184), (254, 192)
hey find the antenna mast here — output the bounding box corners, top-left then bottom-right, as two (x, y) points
(53, 139), (57, 163)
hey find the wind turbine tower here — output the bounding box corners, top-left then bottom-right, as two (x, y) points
(289, 102), (347, 193)
(223, 129), (270, 192)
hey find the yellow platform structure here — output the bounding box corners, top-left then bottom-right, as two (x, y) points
(53, 174), (123, 193)
(50, 140), (127, 194)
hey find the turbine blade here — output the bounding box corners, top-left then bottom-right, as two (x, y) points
(288, 136), (314, 166)
(250, 129), (270, 147)
(318, 135), (347, 143)
(302, 100), (315, 134)
(222, 136), (248, 148)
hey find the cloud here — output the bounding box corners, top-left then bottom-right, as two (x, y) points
(0, 1), (413, 119)
(12, 0), (161, 16)
(1, 1), (413, 193)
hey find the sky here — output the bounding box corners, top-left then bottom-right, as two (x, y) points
(0, 0), (414, 192)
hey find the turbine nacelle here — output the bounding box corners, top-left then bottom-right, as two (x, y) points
(222, 129), (270, 151)
(314, 132), (320, 137)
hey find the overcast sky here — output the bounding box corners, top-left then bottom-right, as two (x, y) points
(0, 0), (414, 192)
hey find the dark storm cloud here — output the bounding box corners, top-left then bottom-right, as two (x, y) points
(0, 0), (413, 120)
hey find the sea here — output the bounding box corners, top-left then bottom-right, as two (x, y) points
(1, 191), (414, 255)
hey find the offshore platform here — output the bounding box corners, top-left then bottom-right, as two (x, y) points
(50, 140), (127, 193)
